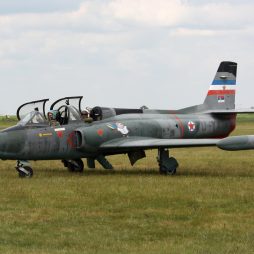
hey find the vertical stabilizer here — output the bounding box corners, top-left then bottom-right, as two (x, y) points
(203, 61), (237, 110)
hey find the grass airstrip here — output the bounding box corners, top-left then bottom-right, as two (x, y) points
(0, 115), (253, 254)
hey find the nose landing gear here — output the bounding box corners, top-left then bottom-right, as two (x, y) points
(16, 161), (33, 178)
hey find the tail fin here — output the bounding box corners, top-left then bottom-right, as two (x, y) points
(203, 61), (237, 110)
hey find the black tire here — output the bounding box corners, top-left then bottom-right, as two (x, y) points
(62, 160), (69, 168)
(67, 159), (84, 173)
(165, 168), (176, 175)
(159, 165), (176, 175)
(17, 166), (33, 178)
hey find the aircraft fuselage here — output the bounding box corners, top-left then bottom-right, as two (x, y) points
(0, 113), (236, 161)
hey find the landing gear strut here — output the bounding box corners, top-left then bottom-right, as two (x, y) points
(157, 149), (178, 175)
(16, 161), (33, 178)
(62, 159), (84, 172)
(87, 156), (114, 170)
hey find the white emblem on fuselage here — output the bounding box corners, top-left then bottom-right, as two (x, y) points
(107, 122), (129, 135)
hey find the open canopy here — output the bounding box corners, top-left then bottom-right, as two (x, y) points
(16, 96), (84, 127)
(16, 99), (49, 121)
(50, 96), (83, 124)
(50, 96), (82, 112)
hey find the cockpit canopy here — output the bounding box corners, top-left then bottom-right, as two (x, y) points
(50, 96), (83, 124)
(17, 99), (49, 121)
(16, 96), (83, 127)
(52, 105), (82, 125)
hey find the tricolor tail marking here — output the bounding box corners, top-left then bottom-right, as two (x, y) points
(208, 79), (236, 96)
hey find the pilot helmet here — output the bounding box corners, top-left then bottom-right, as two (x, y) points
(48, 110), (60, 121)
(81, 109), (90, 118)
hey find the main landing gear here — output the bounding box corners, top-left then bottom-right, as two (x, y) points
(62, 159), (84, 173)
(16, 160), (33, 178)
(157, 148), (179, 175)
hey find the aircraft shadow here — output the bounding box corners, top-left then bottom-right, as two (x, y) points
(38, 168), (254, 178)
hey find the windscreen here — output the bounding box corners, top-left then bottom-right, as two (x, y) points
(18, 111), (48, 126)
(17, 99), (49, 120)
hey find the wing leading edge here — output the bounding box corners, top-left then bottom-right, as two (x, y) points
(100, 137), (219, 150)
(204, 109), (254, 114)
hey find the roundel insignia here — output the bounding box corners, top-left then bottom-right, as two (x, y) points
(97, 129), (104, 137)
(187, 121), (196, 132)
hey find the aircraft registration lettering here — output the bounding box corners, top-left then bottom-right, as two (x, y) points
(201, 122), (206, 131)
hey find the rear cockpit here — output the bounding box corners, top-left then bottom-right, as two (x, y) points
(49, 96), (83, 125)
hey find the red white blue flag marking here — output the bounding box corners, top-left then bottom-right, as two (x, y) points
(208, 78), (236, 97)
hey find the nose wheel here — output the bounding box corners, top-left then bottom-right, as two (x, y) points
(16, 161), (33, 178)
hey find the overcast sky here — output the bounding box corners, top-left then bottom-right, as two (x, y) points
(0, 0), (254, 114)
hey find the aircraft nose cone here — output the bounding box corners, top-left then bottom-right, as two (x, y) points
(217, 135), (254, 151)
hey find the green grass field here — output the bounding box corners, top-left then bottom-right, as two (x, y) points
(0, 115), (253, 253)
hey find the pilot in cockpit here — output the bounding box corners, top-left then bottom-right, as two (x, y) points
(47, 110), (61, 127)
(81, 108), (93, 123)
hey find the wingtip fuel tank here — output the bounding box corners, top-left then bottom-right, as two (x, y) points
(217, 135), (254, 151)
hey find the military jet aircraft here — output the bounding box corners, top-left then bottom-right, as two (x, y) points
(0, 61), (252, 177)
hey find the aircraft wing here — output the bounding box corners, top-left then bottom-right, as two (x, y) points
(204, 109), (254, 114)
(100, 137), (219, 150)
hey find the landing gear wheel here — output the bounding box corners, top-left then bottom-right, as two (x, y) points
(62, 159), (84, 173)
(16, 166), (33, 178)
(68, 159), (84, 172)
(159, 165), (176, 175)
(157, 149), (178, 176)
